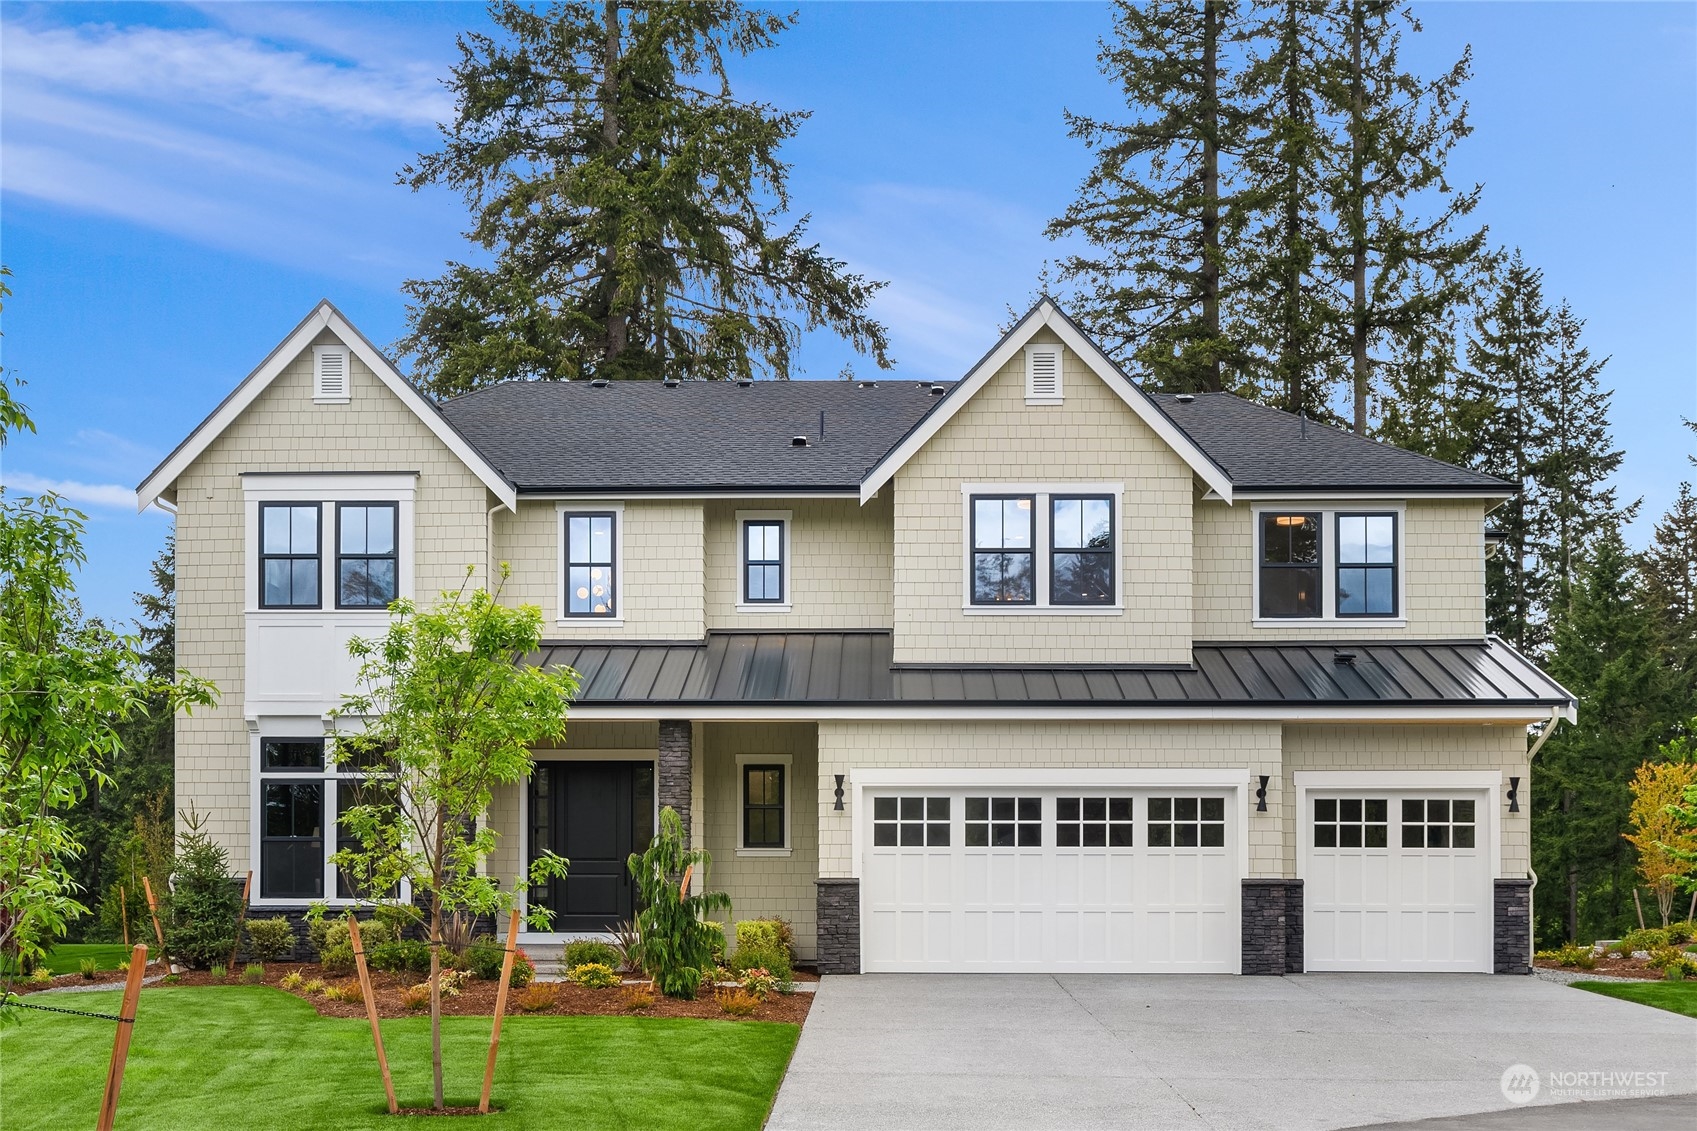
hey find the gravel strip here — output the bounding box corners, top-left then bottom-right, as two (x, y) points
(1532, 965), (1656, 985)
(30, 973), (169, 995)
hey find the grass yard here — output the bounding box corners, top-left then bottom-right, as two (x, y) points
(37, 943), (133, 975)
(0, 985), (798, 1130)
(1573, 979), (1697, 1019)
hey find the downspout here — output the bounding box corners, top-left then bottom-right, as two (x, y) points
(1522, 706), (1565, 967)
(487, 502), (508, 591)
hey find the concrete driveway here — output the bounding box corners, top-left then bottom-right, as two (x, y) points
(767, 974), (1697, 1130)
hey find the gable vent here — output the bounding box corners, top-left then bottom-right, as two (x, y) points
(1024, 344), (1062, 404)
(313, 346), (349, 404)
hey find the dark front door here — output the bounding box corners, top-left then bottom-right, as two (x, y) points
(529, 761), (655, 932)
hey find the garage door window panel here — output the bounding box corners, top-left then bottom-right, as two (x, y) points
(1148, 797), (1225, 848)
(1056, 797), (1133, 847)
(874, 796), (950, 846)
(1314, 798), (1388, 848)
(966, 796), (1041, 847)
(1402, 798), (1475, 849)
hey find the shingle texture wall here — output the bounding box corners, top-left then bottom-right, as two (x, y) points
(891, 328), (1195, 664)
(704, 496), (893, 630)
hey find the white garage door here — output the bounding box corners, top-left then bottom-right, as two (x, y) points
(1304, 791), (1492, 972)
(862, 790), (1238, 973)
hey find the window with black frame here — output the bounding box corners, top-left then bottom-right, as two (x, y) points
(742, 764), (786, 849)
(259, 739), (326, 899)
(971, 495), (1035, 604)
(743, 520), (785, 604)
(337, 503), (398, 608)
(260, 503), (321, 608)
(1259, 512), (1320, 618)
(564, 512), (617, 616)
(1051, 495), (1114, 604)
(1336, 513), (1397, 616)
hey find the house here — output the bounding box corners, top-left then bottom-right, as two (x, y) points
(137, 298), (1574, 976)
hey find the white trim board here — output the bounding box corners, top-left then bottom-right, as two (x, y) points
(857, 300), (1234, 504)
(136, 300), (516, 512)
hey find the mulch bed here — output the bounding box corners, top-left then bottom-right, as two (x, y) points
(1535, 955), (1677, 981)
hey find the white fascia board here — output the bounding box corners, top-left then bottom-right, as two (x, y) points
(563, 703), (1569, 724)
(136, 301), (517, 513)
(851, 767), (1249, 788)
(858, 301), (1233, 504)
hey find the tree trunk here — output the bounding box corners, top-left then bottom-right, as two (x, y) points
(1200, 0), (1222, 393)
(601, 0), (629, 365)
(1348, 0), (1369, 435)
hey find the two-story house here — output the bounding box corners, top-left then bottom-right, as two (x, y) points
(138, 299), (1573, 976)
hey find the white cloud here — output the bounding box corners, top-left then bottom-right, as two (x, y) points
(2, 471), (142, 510)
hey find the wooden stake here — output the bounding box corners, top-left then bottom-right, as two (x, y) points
(679, 864), (693, 898)
(479, 908), (523, 1114)
(120, 885), (130, 949)
(1633, 887), (1646, 931)
(348, 916), (399, 1115)
(96, 944), (148, 1131)
(141, 876), (166, 961)
(225, 871), (255, 972)
(1688, 888), (1695, 924)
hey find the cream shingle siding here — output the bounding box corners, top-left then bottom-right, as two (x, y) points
(891, 329), (1194, 664)
(495, 500), (704, 639)
(1193, 497), (1489, 640)
(173, 330), (492, 862)
(704, 496), (893, 629)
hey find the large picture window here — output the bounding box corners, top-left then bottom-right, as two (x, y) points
(1337, 513), (1397, 617)
(743, 520), (785, 604)
(260, 503), (321, 608)
(1050, 496), (1114, 604)
(564, 512), (617, 617)
(258, 737), (398, 903)
(1259, 512), (1320, 618)
(971, 495), (1035, 604)
(336, 503), (398, 609)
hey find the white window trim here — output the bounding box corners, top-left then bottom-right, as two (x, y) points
(1250, 502), (1407, 627)
(1292, 770), (1502, 882)
(735, 509), (793, 613)
(960, 483), (1124, 613)
(1023, 343), (1063, 405)
(312, 344), (350, 404)
(243, 474), (416, 614)
(734, 752), (793, 856)
(557, 501), (626, 627)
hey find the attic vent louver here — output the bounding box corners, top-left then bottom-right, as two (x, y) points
(313, 345), (349, 404)
(1024, 344), (1062, 404)
(929, 384), (946, 395)
(589, 378), (609, 388)
(791, 435), (808, 447)
(1175, 393), (1196, 404)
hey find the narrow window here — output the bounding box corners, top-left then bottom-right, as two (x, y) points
(565, 512), (617, 617)
(1050, 496), (1114, 604)
(261, 779), (324, 899)
(742, 764), (786, 849)
(1337, 513), (1397, 617)
(743, 520), (785, 604)
(1259, 512), (1320, 618)
(971, 495), (1035, 604)
(337, 503), (398, 608)
(260, 503), (321, 608)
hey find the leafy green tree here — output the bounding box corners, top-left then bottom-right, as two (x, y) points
(398, 1), (889, 393)
(332, 570), (577, 1111)
(627, 805), (731, 998)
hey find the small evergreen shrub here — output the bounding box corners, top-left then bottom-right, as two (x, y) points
(704, 922), (727, 963)
(369, 939), (432, 974)
(304, 902), (332, 957)
(1665, 921), (1697, 945)
(570, 962), (620, 989)
(319, 918), (396, 975)
(730, 943), (792, 982)
(564, 939), (620, 969)
(1534, 944), (1595, 969)
(1619, 928), (1670, 955)
(165, 823), (242, 969)
(245, 917), (296, 962)
(242, 963), (265, 984)
(735, 918), (794, 962)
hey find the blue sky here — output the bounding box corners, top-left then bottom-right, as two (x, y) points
(2, 1), (1693, 626)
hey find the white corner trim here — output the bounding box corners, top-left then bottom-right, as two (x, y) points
(857, 301), (1234, 505)
(136, 301), (517, 513)
(735, 752), (794, 854)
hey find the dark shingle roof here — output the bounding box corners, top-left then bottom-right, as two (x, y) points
(530, 632), (1572, 713)
(440, 379), (951, 493)
(1147, 392), (1514, 493)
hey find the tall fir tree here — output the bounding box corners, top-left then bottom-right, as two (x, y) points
(1371, 287), (1490, 466)
(1642, 482), (1697, 704)
(398, 1), (890, 393)
(1047, 0), (1257, 393)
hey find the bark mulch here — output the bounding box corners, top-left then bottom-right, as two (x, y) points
(1534, 955), (1683, 981)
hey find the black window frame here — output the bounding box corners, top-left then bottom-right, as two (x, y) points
(334, 501), (400, 610)
(563, 510), (618, 618)
(258, 736), (400, 902)
(969, 494), (1037, 606)
(1049, 494), (1116, 605)
(1258, 511), (1323, 619)
(1335, 512), (1399, 618)
(741, 763), (787, 849)
(741, 519), (786, 605)
(258, 501), (322, 610)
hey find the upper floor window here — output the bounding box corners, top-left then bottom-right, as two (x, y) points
(971, 495), (1035, 604)
(1050, 496), (1114, 604)
(261, 503), (321, 608)
(337, 504), (398, 609)
(1259, 512), (1320, 618)
(565, 511), (617, 617)
(743, 520), (785, 604)
(1337, 513), (1397, 617)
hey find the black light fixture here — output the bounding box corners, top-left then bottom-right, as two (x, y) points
(1507, 776), (1521, 814)
(833, 774), (845, 811)
(1255, 775), (1270, 813)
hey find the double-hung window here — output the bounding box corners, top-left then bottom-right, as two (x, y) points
(336, 504), (398, 608)
(1336, 513), (1397, 616)
(1259, 512), (1321, 618)
(743, 520), (785, 604)
(742, 764), (786, 849)
(260, 503), (321, 608)
(564, 512), (617, 617)
(1050, 495), (1114, 604)
(259, 736), (397, 902)
(971, 495), (1035, 604)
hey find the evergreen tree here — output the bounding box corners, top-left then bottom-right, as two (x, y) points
(1643, 482), (1697, 700)
(398, 1), (890, 393)
(1371, 289), (1489, 466)
(1047, 0), (1258, 393)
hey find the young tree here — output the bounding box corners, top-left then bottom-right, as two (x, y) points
(332, 571), (577, 1111)
(398, 1), (890, 393)
(627, 806), (731, 998)
(1624, 759), (1697, 928)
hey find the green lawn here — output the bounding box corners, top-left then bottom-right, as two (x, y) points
(38, 943), (133, 975)
(1573, 979), (1697, 1019)
(0, 986), (798, 1130)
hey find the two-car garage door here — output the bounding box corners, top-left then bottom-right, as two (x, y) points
(861, 789), (1238, 973)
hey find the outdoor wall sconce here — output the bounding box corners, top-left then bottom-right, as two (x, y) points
(1255, 775), (1270, 812)
(1507, 776), (1521, 813)
(833, 774), (845, 811)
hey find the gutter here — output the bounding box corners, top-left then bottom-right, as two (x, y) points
(1524, 705), (1566, 969)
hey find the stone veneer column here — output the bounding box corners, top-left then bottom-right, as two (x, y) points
(815, 879), (861, 974)
(658, 720), (692, 847)
(1283, 879), (1304, 973)
(1494, 878), (1533, 974)
(1241, 880), (1289, 974)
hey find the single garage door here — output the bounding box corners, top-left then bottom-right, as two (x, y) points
(1304, 790), (1492, 972)
(861, 789), (1238, 973)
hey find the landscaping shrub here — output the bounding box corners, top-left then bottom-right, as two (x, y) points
(79, 959), (99, 980)
(28, 968), (53, 987)
(245, 917), (296, 962)
(516, 983), (558, 1012)
(1619, 928), (1669, 955)
(279, 971), (305, 991)
(1535, 944), (1595, 969)
(323, 980), (363, 1003)
(629, 806), (731, 998)
(717, 988), (760, 1016)
(319, 918), (396, 975)
(463, 939), (535, 986)
(739, 967), (780, 1001)
(569, 962), (620, 989)
(734, 918), (794, 962)
(369, 939), (432, 975)
(620, 986), (655, 1011)
(304, 902), (332, 957)
(1666, 921), (1697, 945)
(704, 922), (727, 963)
(209, 964), (228, 980)
(1647, 945), (1688, 971)
(164, 824), (241, 969)
(611, 920), (643, 972)
(372, 901), (422, 938)
(730, 942), (792, 982)
(401, 983), (431, 1011)
(242, 963), (265, 984)
(563, 939), (620, 969)
(300, 978), (326, 995)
